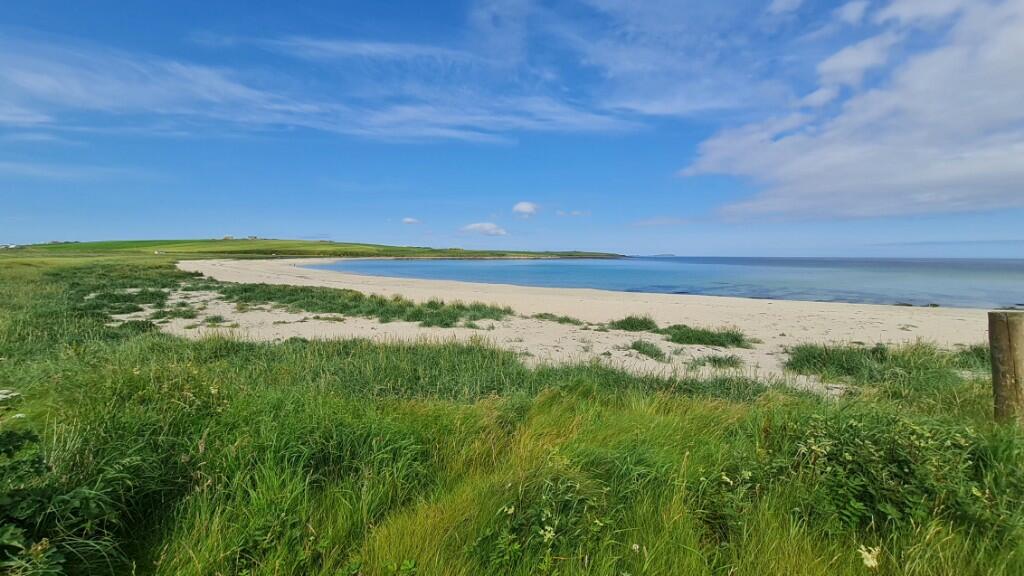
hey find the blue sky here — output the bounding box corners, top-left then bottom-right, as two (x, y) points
(2, 0), (1023, 256)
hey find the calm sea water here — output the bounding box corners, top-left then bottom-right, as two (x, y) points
(309, 257), (1024, 309)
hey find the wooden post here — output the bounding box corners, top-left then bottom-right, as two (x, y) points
(989, 311), (1024, 424)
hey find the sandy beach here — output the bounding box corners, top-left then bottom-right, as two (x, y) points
(164, 258), (990, 386)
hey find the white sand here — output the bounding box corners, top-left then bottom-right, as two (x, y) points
(161, 258), (990, 388)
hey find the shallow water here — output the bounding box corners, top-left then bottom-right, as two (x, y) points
(309, 256), (1024, 309)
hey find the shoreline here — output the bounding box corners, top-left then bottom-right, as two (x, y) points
(178, 258), (990, 350)
(305, 257), (1011, 310)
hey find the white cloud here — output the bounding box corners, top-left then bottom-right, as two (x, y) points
(556, 209), (590, 217)
(0, 101), (51, 125)
(837, 1), (871, 25)
(0, 1), (863, 145)
(352, 96), (632, 143)
(401, 217), (420, 224)
(0, 33), (629, 143)
(462, 222), (508, 236)
(263, 37), (477, 63)
(768, 0), (805, 15)
(685, 0), (1024, 219)
(0, 38), (337, 131)
(875, 0), (971, 25)
(800, 86), (839, 108)
(545, 2), (794, 118)
(512, 201), (538, 216)
(817, 31), (902, 87)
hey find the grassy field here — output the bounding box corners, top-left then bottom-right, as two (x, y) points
(6, 239), (619, 259)
(1, 250), (1022, 575)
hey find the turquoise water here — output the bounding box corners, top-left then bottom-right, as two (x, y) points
(309, 257), (1024, 309)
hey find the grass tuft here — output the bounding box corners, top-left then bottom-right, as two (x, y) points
(531, 312), (585, 325)
(689, 354), (743, 369)
(629, 340), (666, 361)
(607, 315), (659, 332)
(659, 324), (752, 348)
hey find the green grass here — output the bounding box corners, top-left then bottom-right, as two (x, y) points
(149, 303), (199, 320)
(658, 324), (752, 348)
(629, 340), (666, 361)
(12, 239), (619, 260)
(605, 316), (752, 348)
(217, 282), (513, 328)
(689, 354), (744, 369)
(607, 315), (659, 332)
(2, 255), (1022, 576)
(530, 312), (585, 326)
(36, 257), (516, 329)
(786, 342), (994, 418)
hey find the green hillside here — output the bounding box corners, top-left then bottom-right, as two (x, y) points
(11, 239), (619, 259)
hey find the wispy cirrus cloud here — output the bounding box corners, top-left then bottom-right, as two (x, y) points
(0, 37), (338, 131)
(0, 101), (51, 125)
(0, 160), (147, 181)
(262, 37), (479, 63)
(542, 1), (798, 118)
(0, 30), (628, 143)
(768, 0), (805, 16)
(0, 1), (866, 147)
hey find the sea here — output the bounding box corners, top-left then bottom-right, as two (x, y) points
(308, 256), (1024, 309)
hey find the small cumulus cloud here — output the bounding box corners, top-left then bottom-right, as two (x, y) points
(512, 201), (538, 217)
(401, 217), (420, 224)
(462, 222), (508, 236)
